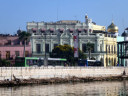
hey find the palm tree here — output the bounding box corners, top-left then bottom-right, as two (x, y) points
(18, 31), (31, 57)
(86, 42), (94, 59)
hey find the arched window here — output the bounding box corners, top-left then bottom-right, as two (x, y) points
(111, 45), (113, 53)
(109, 58), (111, 66)
(114, 58), (116, 66)
(106, 57), (108, 66)
(114, 45), (116, 53)
(109, 45), (110, 53)
(106, 45), (108, 53)
(111, 58), (113, 66)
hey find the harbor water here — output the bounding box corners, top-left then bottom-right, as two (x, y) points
(0, 80), (128, 96)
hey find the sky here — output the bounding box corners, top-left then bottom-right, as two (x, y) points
(0, 0), (128, 35)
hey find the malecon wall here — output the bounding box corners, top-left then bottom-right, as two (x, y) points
(0, 67), (127, 80)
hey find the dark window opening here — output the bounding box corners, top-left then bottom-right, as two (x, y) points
(45, 44), (49, 53)
(36, 44), (41, 53)
(82, 44), (86, 52)
(54, 44), (58, 48)
(15, 51), (19, 57)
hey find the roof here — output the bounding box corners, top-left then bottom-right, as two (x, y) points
(122, 31), (128, 37)
(125, 27), (128, 30)
(56, 20), (81, 24)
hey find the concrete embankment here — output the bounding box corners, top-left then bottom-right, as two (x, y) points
(0, 66), (127, 86)
(0, 75), (127, 87)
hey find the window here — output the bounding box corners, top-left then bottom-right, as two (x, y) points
(114, 45), (116, 53)
(15, 51), (19, 57)
(36, 44), (41, 53)
(84, 29), (87, 33)
(109, 58), (111, 65)
(106, 45), (107, 53)
(86, 43), (94, 53)
(5, 40), (11, 45)
(16, 40), (20, 45)
(22, 41), (24, 45)
(106, 58), (108, 66)
(45, 44), (49, 53)
(82, 44), (86, 52)
(109, 45), (110, 53)
(25, 51), (29, 57)
(54, 44), (58, 48)
(100, 44), (102, 52)
(8, 40), (11, 45)
(6, 51), (10, 60)
(91, 44), (94, 52)
(26, 41), (29, 45)
(111, 45), (113, 53)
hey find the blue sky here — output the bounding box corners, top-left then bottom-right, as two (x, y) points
(0, 0), (128, 35)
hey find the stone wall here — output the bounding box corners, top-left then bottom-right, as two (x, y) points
(0, 67), (127, 80)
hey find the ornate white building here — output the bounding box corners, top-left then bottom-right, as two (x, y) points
(27, 15), (117, 66)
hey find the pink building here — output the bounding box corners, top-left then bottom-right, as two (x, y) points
(0, 35), (31, 60)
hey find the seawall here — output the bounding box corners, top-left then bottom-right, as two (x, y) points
(0, 67), (127, 81)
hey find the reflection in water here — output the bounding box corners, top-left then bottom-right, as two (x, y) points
(0, 81), (128, 96)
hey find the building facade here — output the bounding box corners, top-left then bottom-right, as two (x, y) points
(117, 28), (128, 66)
(0, 34), (31, 63)
(27, 15), (118, 67)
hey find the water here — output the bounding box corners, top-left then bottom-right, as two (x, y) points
(0, 81), (128, 96)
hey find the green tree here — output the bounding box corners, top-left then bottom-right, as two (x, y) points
(50, 45), (86, 66)
(86, 42), (94, 59)
(18, 31), (31, 57)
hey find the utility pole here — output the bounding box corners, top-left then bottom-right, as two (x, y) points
(44, 32), (47, 66)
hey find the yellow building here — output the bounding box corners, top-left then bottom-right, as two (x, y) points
(92, 24), (106, 31)
(104, 21), (118, 67)
(91, 20), (118, 67)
